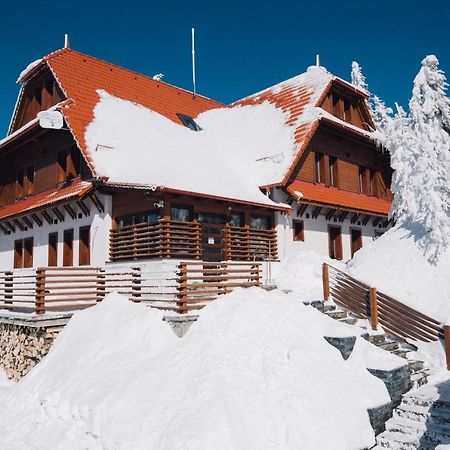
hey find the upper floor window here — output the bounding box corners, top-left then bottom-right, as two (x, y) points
(315, 153), (325, 184)
(171, 205), (193, 222)
(249, 214), (271, 230)
(117, 210), (160, 227)
(15, 165), (34, 199)
(329, 157), (338, 187)
(57, 146), (82, 184)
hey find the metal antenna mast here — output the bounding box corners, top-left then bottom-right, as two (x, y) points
(192, 28), (196, 96)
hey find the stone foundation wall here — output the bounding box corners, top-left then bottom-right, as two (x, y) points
(0, 322), (62, 381)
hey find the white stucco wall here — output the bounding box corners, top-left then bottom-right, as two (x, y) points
(273, 190), (389, 262)
(0, 193), (112, 270)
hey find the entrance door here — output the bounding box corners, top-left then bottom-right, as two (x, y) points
(198, 212), (226, 261)
(350, 228), (362, 257)
(328, 226), (343, 260)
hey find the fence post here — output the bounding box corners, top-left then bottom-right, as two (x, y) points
(444, 325), (450, 371)
(97, 268), (106, 303)
(5, 271), (13, 307)
(322, 263), (330, 301)
(369, 287), (378, 331)
(35, 268), (46, 315)
(177, 262), (188, 314)
(131, 267), (142, 302)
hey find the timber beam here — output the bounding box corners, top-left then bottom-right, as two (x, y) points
(52, 207), (64, 222)
(312, 206), (322, 219)
(13, 219), (25, 231)
(362, 215), (370, 226)
(297, 203), (308, 218)
(64, 204), (77, 220)
(90, 193), (105, 213)
(31, 213), (43, 227)
(0, 223), (8, 235)
(42, 211), (53, 225)
(5, 221), (15, 233)
(326, 209), (336, 221)
(339, 211), (348, 223)
(77, 200), (90, 216)
(22, 216), (33, 229)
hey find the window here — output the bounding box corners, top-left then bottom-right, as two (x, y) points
(176, 113), (201, 131)
(79, 227), (90, 266)
(117, 210), (160, 227)
(48, 233), (58, 266)
(63, 229), (74, 266)
(249, 215), (271, 230)
(359, 166), (369, 194)
(315, 153), (326, 184)
(328, 226), (343, 260)
(57, 147), (82, 183)
(14, 238), (33, 268)
(369, 170), (380, 197)
(350, 229), (362, 257)
(171, 205), (193, 222)
(25, 165), (34, 196)
(229, 213), (244, 227)
(343, 98), (352, 122)
(16, 170), (24, 199)
(293, 220), (304, 241)
(329, 157), (338, 187)
(14, 240), (23, 269)
(57, 149), (67, 183)
(332, 93), (343, 119)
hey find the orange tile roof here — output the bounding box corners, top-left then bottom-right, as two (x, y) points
(286, 180), (391, 216)
(234, 67), (374, 186)
(0, 179), (93, 222)
(41, 48), (223, 174)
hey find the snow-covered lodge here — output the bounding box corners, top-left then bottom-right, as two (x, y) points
(0, 47), (392, 273)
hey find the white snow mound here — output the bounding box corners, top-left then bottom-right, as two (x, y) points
(348, 223), (450, 323)
(0, 290), (389, 450)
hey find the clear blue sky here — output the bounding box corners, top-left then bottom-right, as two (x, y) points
(0, 0), (448, 136)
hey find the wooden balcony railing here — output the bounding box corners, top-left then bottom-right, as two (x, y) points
(0, 262), (262, 315)
(110, 219), (278, 262)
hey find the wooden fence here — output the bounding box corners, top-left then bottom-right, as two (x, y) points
(322, 263), (450, 369)
(0, 262), (262, 316)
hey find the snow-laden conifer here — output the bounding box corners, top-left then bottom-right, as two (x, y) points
(351, 61), (368, 92)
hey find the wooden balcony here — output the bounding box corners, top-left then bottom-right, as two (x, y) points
(109, 219), (278, 262)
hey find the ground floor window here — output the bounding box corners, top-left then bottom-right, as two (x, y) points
(14, 237), (33, 268)
(48, 233), (58, 266)
(79, 226), (90, 266)
(350, 228), (362, 257)
(249, 214), (271, 230)
(63, 229), (74, 266)
(293, 220), (305, 241)
(171, 205), (193, 222)
(328, 226), (343, 260)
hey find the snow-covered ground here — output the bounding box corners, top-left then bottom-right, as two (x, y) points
(0, 286), (394, 450)
(347, 223), (450, 323)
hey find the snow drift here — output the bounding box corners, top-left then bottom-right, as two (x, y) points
(348, 223), (450, 323)
(0, 289), (390, 450)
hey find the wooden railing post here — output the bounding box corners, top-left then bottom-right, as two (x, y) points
(177, 262), (188, 314)
(4, 271), (13, 307)
(444, 325), (450, 371)
(322, 263), (330, 301)
(369, 287), (378, 331)
(35, 268), (46, 315)
(223, 223), (231, 261)
(97, 268), (106, 302)
(131, 267), (142, 302)
(194, 222), (202, 259)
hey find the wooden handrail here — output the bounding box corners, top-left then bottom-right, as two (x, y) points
(323, 262), (450, 367)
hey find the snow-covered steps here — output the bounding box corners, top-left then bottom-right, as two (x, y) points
(375, 381), (450, 448)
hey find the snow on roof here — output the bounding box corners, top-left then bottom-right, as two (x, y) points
(85, 90), (295, 209)
(16, 58), (43, 83)
(234, 65), (376, 185)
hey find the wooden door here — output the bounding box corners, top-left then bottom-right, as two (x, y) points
(198, 212), (226, 261)
(328, 226), (343, 260)
(350, 229), (362, 257)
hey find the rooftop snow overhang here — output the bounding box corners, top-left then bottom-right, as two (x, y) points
(98, 181), (291, 213)
(285, 180), (391, 216)
(0, 179), (93, 223)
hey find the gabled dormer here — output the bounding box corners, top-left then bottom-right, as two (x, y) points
(10, 66), (65, 134)
(320, 80), (374, 131)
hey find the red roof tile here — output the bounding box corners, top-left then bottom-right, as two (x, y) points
(42, 48), (223, 174)
(0, 179), (93, 222)
(286, 180), (391, 216)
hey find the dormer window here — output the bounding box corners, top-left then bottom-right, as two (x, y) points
(176, 113), (201, 131)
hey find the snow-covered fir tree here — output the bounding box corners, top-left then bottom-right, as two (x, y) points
(406, 55), (450, 260)
(351, 61), (368, 92)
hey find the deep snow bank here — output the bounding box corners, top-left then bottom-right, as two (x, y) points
(0, 290), (389, 450)
(347, 223), (450, 323)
